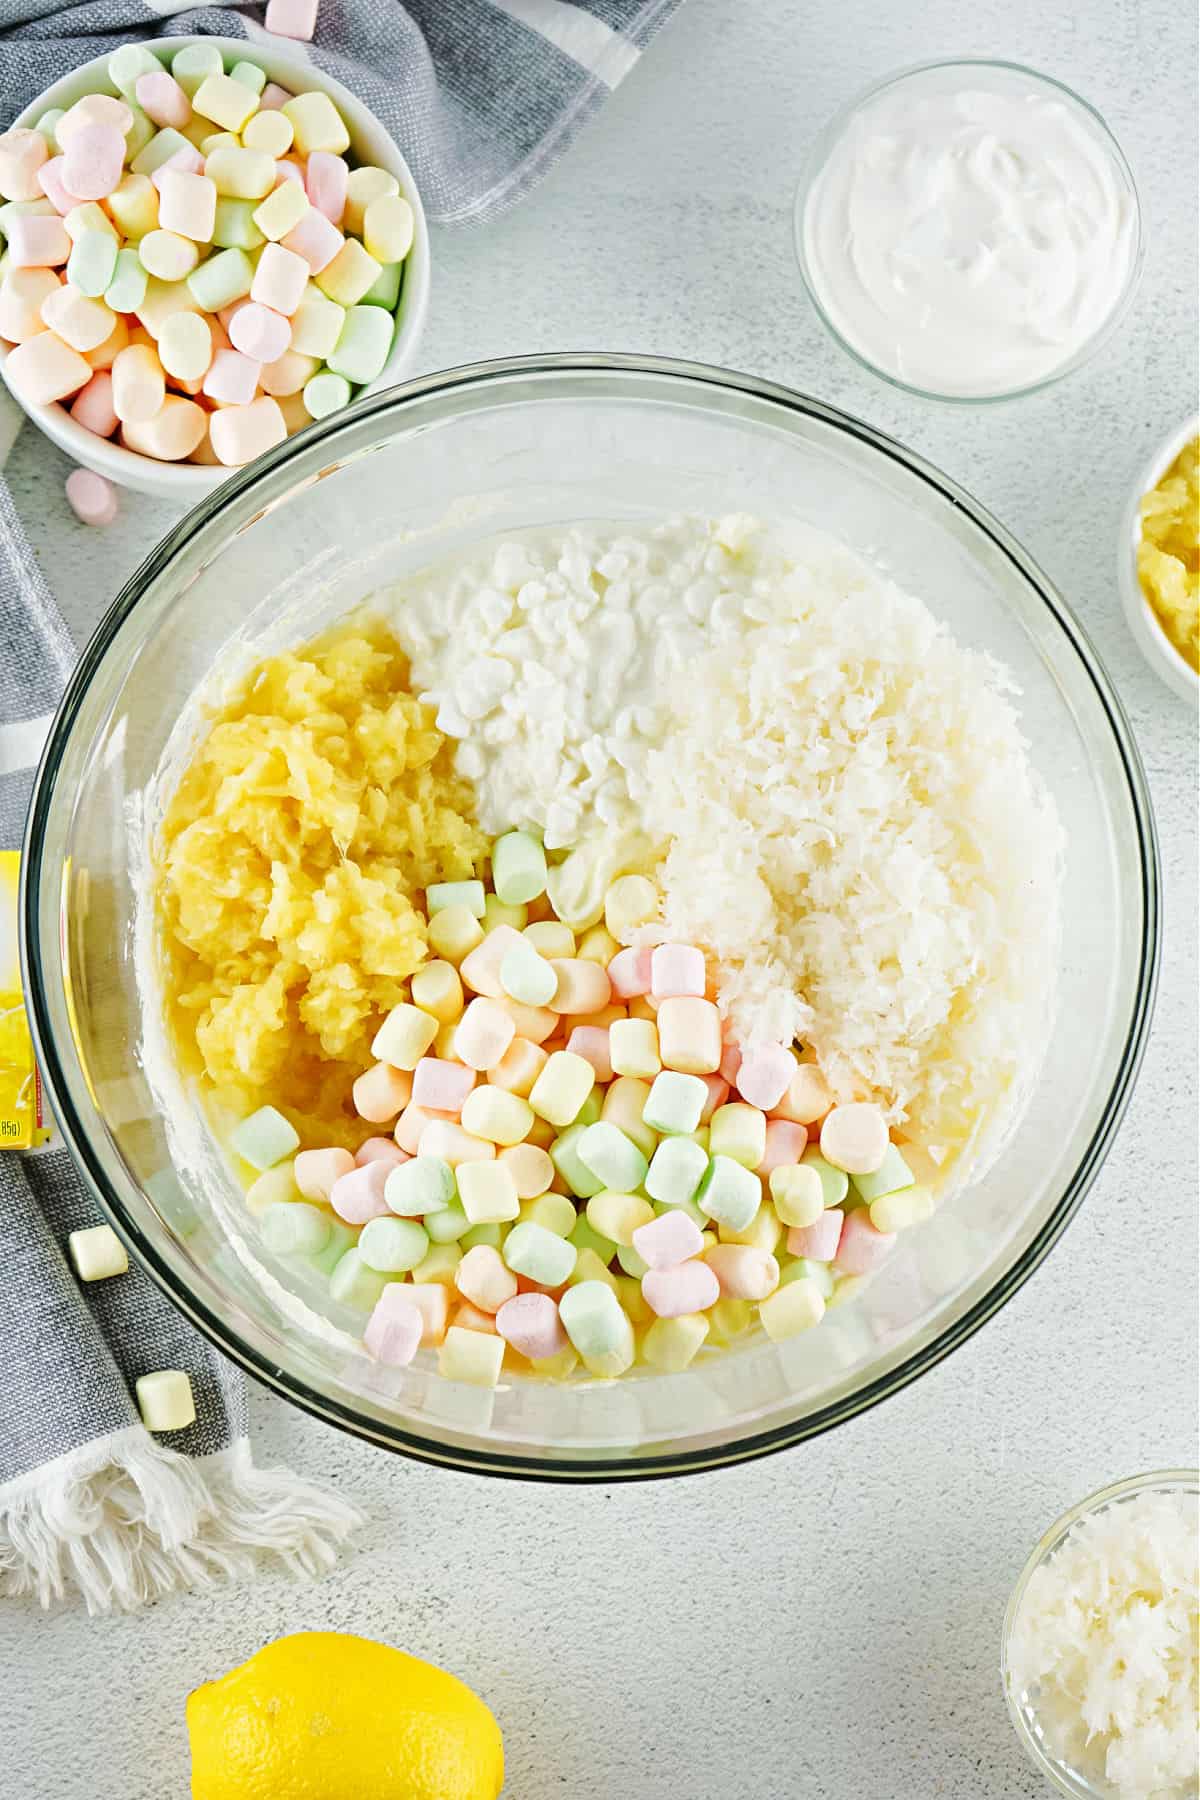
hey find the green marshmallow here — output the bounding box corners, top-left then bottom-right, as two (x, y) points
(616, 1242), (649, 1279)
(306, 1218), (357, 1276)
(849, 1144), (914, 1204)
(230, 59), (267, 94)
(124, 108), (155, 160)
(574, 1090), (603, 1128)
(426, 878), (485, 917)
(325, 303), (394, 386)
(696, 1154), (760, 1232)
(577, 1120), (648, 1193)
(108, 43), (163, 102)
(800, 1149), (849, 1210)
(491, 830), (548, 906)
(502, 1220), (576, 1288)
(171, 41), (224, 99)
(568, 1211), (615, 1264)
(644, 1136), (709, 1208)
(260, 1201), (331, 1257)
(302, 371), (352, 420)
(212, 198), (265, 251)
(290, 286), (345, 357)
(328, 1246), (390, 1312)
(187, 246), (255, 311)
(231, 1105), (299, 1171)
(709, 1102), (767, 1170)
(67, 229), (118, 300)
(551, 1124), (605, 1200)
(106, 247), (148, 314)
(643, 1070), (707, 1135)
(34, 108), (65, 151)
(383, 1155), (455, 1217)
(423, 1201), (471, 1243)
(559, 1280), (633, 1364)
(460, 1222), (502, 1251)
(362, 259), (402, 309)
(357, 1216), (429, 1273)
(131, 127), (193, 178)
(499, 940), (556, 1008)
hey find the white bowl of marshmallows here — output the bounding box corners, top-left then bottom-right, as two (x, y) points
(0, 36), (430, 502)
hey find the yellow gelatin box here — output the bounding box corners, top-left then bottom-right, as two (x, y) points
(0, 851), (49, 1148)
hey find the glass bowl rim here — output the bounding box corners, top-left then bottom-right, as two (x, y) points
(791, 57), (1146, 405)
(21, 351), (1162, 1481)
(1000, 1468), (1200, 1796)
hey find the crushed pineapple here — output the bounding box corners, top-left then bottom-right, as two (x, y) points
(1137, 435), (1199, 672)
(156, 619), (485, 1146)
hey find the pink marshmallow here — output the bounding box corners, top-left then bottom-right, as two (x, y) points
(363, 1287), (423, 1366)
(329, 1160), (392, 1224)
(293, 1145), (354, 1200)
(759, 1118), (808, 1174)
(565, 1026), (612, 1084)
(632, 1208), (704, 1271)
(454, 997), (516, 1071)
(135, 70), (193, 130)
(64, 467), (117, 527)
(650, 942), (706, 998)
(834, 1209), (896, 1276)
(495, 1292), (566, 1361)
(737, 1044), (797, 1112)
(705, 1244), (779, 1301)
(0, 128), (48, 202)
(150, 145), (205, 190)
(419, 1120), (495, 1166)
(393, 1102), (452, 1156)
(719, 1041), (742, 1084)
(250, 241), (308, 316)
(265, 0), (320, 41)
(259, 82), (293, 111)
(280, 205), (343, 272)
(642, 1259), (721, 1318)
(787, 1208), (844, 1263)
(411, 1056), (476, 1113)
(6, 213), (70, 268)
(228, 300), (292, 363)
(69, 371), (118, 438)
(62, 124), (125, 202)
(202, 347), (261, 406)
(354, 1136), (409, 1171)
(305, 149), (348, 222)
(697, 1073), (729, 1124)
(274, 159), (304, 187)
(36, 156), (75, 216)
(606, 945), (652, 999)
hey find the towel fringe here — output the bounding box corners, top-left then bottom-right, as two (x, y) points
(0, 1427), (363, 1614)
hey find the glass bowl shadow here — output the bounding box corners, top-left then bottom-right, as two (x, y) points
(23, 355), (1159, 1480)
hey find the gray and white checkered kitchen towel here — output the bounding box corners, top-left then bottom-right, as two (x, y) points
(0, 0), (680, 1612)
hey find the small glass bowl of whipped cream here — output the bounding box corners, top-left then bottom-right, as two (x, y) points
(794, 60), (1143, 401)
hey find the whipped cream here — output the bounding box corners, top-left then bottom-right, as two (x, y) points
(800, 65), (1139, 397)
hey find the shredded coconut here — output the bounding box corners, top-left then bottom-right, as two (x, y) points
(389, 514), (1062, 1158)
(1008, 1489), (1199, 1800)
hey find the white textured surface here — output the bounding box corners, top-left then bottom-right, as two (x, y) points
(3, 2), (1196, 1795)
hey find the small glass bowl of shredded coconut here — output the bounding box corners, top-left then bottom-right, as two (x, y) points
(1003, 1472), (1199, 1800)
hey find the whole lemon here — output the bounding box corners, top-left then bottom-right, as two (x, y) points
(187, 1630), (504, 1800)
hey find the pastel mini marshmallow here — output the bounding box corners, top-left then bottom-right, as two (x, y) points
(631, 1207), (704, 1271)
(62, 125), (126, 202)
(69, 370), (118, 437)
(786, 1208), (844, 1262)
(329, 1159), (392, 1224)
(6, 213), (70, 268)
(293, 1145), (354, 1200)
(266, 0), (320, 41)
(495, 1292), (567, 1361)
(650, 942), (706, 998)
(64, 467), (117, 526)
(0, 128), (50, 203)
(202, 346), (260, 406)
(411, 1056), (476, 1114)
(120, 394), (206, 460)
(5, 329), (91, 403)
(354, 1136), (409, 1170)
(208, 393), (287, 466)
(135, 71), (193, 131)
(228, 300), (292, 363)
(642, 1258), (721, 1319)
(363, 1287), (423, 1366)
(834, 1208), (896, 1275)
(156, 169), (216, 243)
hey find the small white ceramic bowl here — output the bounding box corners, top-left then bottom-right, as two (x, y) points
(1118, 414), (1199, 701)
(1, 36), (430, 500)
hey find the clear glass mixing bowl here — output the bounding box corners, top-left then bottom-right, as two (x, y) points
(23, 356), (1159, 1480)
